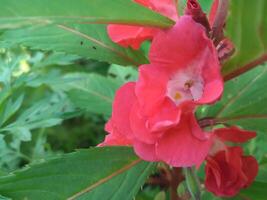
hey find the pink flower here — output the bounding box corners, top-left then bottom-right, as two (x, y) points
(100, 16), (223, 167)
(107, 0), (178, 49)
(99, 82), (213, 167)
(143, 15), (223, 111)
(205, 127), (258, 197)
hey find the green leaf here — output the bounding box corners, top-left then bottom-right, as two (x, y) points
(0, 195), (11, 200)
(67, 73), (119, 117)
(223, 0), (267, 77)
(154, 191), (166, 200)
(0, 147), (155, 200)
(66, 65), (136, 117)
(0, 94), (75, 134)
(32, 52), (81, 68)
(108, 64), (138, 83)
(227, 182), (267, 200)
(0, 94), (24, 127)
(0, 0), (174, 29)
(0, 24), (148, 66)
(199, 64), (267, 133)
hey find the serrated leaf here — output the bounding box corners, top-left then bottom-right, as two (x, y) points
(0, 0), (174, 29)
(0, 24), (148, 66)
(0, 147), (155, 200)
(223, 0), (267, 78)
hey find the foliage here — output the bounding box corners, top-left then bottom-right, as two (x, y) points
(0, 0), (266, 200)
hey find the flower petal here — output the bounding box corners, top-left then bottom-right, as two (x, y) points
(112, 82), (136, 138)
(205, 146), (259, 197)
(99, 119), (133, 146)
(149, 16), (209, 68)
(101, 82), (137, 147)
(242, 156), (258, 187)
(130, 98), (181, 144)
(135, 65), (169, 114)
(107, 0), (178, 49)
(133, 140), (159, 161)
(156, 113), (212, 167)
(214, 126), (256, 143)
(107, 25), (155, 49)
(149, 15), (223, 104)
(148, 0), (178, 20)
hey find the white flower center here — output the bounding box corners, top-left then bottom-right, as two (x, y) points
(167, 69), (204, 105)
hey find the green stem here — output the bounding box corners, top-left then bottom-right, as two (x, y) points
(18, 152), (31, 162)
(184, 167), (201, 200)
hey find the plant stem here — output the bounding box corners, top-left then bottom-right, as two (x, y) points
(169, 167), (184, 200)
(211, 0), (229, 44)
(223, 53), (267, 81)
(18, 152), (31, 162)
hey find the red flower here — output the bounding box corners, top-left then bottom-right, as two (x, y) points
(208, 126), (256, 155)
(107, 0), (178, 49)
(100, 16), (223, 167)
(205, 127), (258, 197)
(205, 147), (258, 197)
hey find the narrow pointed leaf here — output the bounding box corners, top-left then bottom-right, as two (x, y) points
(0, 0), (174, 29)
(0, 24), (148, 66)
(0, 147), (155, 200)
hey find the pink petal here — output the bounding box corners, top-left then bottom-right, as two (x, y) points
(196, 46), (223, 104)
(156, 113), (212, 167)
(107, 0), (177, 49)
(147, 98), (181, 132)
(107, 25), (155, 49)
(149, 16), (208, 68)
(99, 119), (133, 146)
(111, 82), (136, 139)
(196, 79), (223, 104)
(135, 65), (169, 114)
(214, 126), (256, 143)
(129, 98), (181, 144)
(129, 102), (159, 144)
(133, 140), (159, 161)
(101, 82), (137, 147)
(149, 0), (179, 20)
(149, 16), (223, 104)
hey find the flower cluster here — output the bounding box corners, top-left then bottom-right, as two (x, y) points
(100, 0), (258, 197)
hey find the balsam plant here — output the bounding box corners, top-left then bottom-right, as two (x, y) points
(0, 0), (266, 200)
